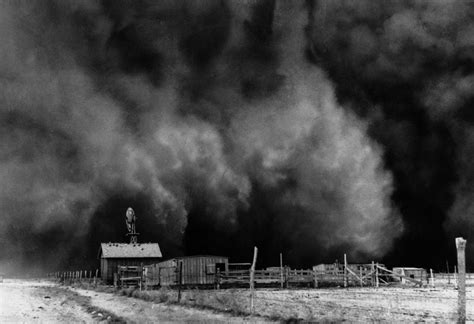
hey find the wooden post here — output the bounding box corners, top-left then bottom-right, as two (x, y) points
(447, 261), (451, 285)
(343, 254), (348, 288)
(456, 237), (467, 323)
(250, 246), (258, 314)
(430, 269), (434, 288)
(314, 269), (318, 288)
(178, 261), (183, 302)
(280, 253), (284, 289)
(455, 265), (458, 289)
(216, 268), (220, 290)
(375, 263), (379, 288)
(371, 261), (375, 287)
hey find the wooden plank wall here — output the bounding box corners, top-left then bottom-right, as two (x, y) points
(145, 256), (229, 286)
(181, 256), (228, 285)
(101, 258), (161, 284)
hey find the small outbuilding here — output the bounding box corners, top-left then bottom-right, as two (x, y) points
(144, 255), (229, 287)
(98, 242), (162, 284)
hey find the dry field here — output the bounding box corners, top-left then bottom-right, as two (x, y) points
(0, 279), (267, 323)
(140, 285), (474, 322)
(2, 278), (474, 322)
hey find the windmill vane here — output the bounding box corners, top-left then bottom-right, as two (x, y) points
(125, 207), (139, 244)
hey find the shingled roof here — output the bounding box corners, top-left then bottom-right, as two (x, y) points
(98, 243), (162, 258)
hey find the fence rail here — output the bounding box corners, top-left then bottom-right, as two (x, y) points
(46, 269), (100, 285)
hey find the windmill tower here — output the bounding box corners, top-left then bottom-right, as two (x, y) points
(125, 207), (139, 243)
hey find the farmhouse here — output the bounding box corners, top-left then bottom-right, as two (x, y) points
(98, 242), (162, 284)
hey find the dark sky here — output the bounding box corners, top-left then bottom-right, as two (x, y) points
(1, 0), (473, 275)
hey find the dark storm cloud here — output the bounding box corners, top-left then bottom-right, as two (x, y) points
(307, 0), (474, 268)
(0, 0), (401, 274)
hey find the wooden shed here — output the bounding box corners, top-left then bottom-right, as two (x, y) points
(144, 255), (228, 287)
(98, 243), (162, 284)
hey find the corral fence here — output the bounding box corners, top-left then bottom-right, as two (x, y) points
(46, 264), (472, 291)
(46, 237), (470, 322)
(217, 268), (315, 288)
(46, 264), (472, 290)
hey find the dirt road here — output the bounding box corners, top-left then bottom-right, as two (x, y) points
(0, 280), (93, 323)
(72, 287), (268, 323)
(0, 280), (268, 323)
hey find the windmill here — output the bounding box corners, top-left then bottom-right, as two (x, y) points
(125, 207), (139, 243)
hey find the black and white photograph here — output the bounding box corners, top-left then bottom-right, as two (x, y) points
(0, 0), (473, 322)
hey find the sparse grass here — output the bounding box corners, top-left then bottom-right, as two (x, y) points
(39, 285), (127, 323)
(131, 287), (173, 303)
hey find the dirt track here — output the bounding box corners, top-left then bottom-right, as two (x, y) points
(3, 279), (473, 322)
(0, 280), (93, 323)
(0, 280), (268, 323)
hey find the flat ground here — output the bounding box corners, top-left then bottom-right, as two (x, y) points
(2, 279), (473, 322)
(164, 285), (474, 322)
(0, 280), (94, 323)
(0, 279), (268, 323)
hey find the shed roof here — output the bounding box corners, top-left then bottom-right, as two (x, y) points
(393, 267), (425, 271)
(98, 243), (162, 259)
(172, 255), (228, 260)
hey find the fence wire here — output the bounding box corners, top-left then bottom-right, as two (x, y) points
(48, 268), (473, 322)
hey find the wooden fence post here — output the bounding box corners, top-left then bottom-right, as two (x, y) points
(343, 254), (348, 288)
(375, 263), (379, 288)
(430, 269), (434, 288)
(447, 260), (451, 285)
(178, 261), (183, 302)
(456, 237), (467, 323)
(216, 268), (220, 290)
(250, 246), (258, 314)
(280, 253), (284, 289)
(371, 261), (375, 287)
(454, 265), (458, 289)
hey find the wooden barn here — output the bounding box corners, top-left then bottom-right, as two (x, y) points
(144, 255), (228, 287)
(98, 243), (162, 284)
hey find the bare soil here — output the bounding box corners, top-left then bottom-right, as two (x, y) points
(0, 279), (94, 323)
(140, 285), (474, 322)
(3, 279), (473, 322)
(0, 279), (269, 323)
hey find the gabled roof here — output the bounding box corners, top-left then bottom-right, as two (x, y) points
(98, 243), (162, 259)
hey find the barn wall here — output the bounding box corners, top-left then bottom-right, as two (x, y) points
(182, 256), (229, 285)
(100, 259), (107, 281)
(148, 256), (229, 286)
(100, 258), (161, 284)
